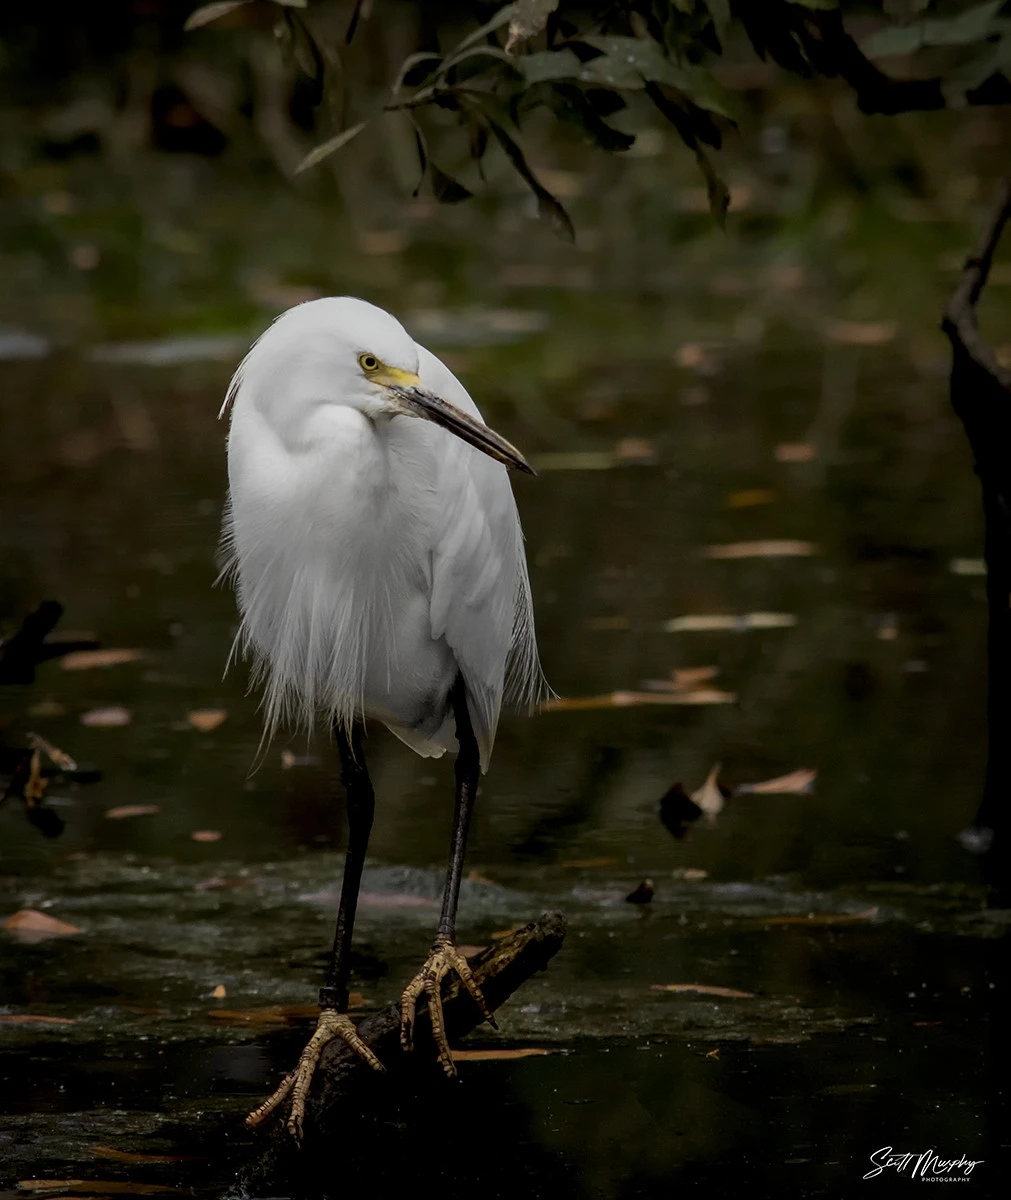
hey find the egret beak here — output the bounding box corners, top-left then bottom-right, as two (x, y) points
(380, 373), (534, 475)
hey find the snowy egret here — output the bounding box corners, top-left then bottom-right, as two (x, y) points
(219, 297), (544, 1137)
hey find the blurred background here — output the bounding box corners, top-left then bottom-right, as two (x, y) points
(0, 2), (1006, 1197)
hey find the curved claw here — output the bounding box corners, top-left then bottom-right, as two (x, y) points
(245, 1009), (385, 1140)
(400, 935), (497, 1077)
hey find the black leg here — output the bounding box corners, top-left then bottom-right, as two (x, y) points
(400, 676), (496, 1074)
(245, 719), (384, 1137)
(320, 720), (374, 1012)
(437, 676), (481, 941)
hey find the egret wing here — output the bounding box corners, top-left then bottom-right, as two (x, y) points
(416, 344), (542, 769)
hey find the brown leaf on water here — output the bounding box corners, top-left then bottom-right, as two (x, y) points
(80, 706), (131, 728)
(735, 768), (816, 796)
(187, 709), (227, 732)
(558, 857), (620, 869)
(643, 666), (719, 693)
(207, 996), (365, 1025)
(706, 1046), (721, 1058)
(662, 612), (798, 632)
(774, 443), (816, 463)
(613, 437), (656, 463)
(211, 984), (227, 999)
(91, 1147), (196, 1165)
(691, 763), (729, 817)
(675, 343), (705, 369)
(704, 540), (817, 560)
(191, 830), (222, 843)
(60, 649), (142, 671)
(3, 910), (83, 941)
(0, 1014), (77, 1025)
(727, 489), (775, 508)
(450, 1047), (555, 1062)
(764, 906), (879, 926)
(825, 319), (897, 346)
(543, 688), (735, 711)
(672, 867), (709, 880)
(359, 892), (438, 909)
(457, 945), (488, 959)
(650, 983), (755, 999)
(17, 1183), (182, 1195)
(105, 805), (160, 820)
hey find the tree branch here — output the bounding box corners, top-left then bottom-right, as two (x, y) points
(236, 911), (567, 1195)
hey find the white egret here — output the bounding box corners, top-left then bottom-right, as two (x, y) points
(219, 297), (544, 1137)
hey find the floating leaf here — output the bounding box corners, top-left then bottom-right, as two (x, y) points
(187, 709), (227, 732)
(17, 1183), (183, 1195)
(764, 906), (879, 926)
(774, 443), (816, 463)
(211, 984), (227, 999)
(191, 829), (222, 843)
(663, 613), (798, 632)
(450, 1047), (555, 1061)
(80, 706), (131, 728)
(736, 767), (817, 796)
(951, 558), (986, 576)
(359, 892), (439, 909)
(558, 856), (621, 869)
(727, 489), (776, 508)
(650, 983), (755, 998)
(704, 540), (817, 559)
(208, 997), (364, 1024)
(691, 763), (728, 816)
(60, 649), (142, 671)
(825, 319), (897, 346)
(542, 688), (735, 711)
(91, 1147), (195, 1165)
(105, 805), (160, 820)
(3, 910), (83, 941)
(0, 1014), (76, 1025)
(296, 121), (369, 174)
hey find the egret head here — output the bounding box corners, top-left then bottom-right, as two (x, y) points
(223, 297), (532, 473)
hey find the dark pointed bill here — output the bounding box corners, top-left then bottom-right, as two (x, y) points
(390, 385), (535, 475)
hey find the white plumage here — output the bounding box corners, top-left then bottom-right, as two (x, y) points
(219, 297), (543, 769)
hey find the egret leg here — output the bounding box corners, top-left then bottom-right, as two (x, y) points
(400, 679), (498, 1077)
(246, 722), (385, 1139)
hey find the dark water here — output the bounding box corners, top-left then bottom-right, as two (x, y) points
(0, 328), (1003, 1196)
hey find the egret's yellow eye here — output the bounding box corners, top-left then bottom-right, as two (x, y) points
(359, 353), (380, 373)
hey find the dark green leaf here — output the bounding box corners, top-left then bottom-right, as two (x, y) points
(694, 145), (730, 226)
(430, 163), (474, 203)
(540, 82), (635, 151)
(862, 1), (1006, 58)
(295, 120), (369, 173)
(486, 117), (574, 241)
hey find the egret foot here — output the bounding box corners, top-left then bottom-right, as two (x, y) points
(400, 933), (497, 1077)
(245, 1008), (384, 1139)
